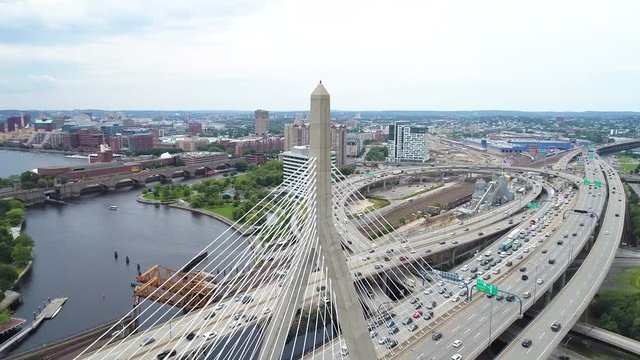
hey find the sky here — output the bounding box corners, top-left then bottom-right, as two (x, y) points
(0, 0), (639, 111)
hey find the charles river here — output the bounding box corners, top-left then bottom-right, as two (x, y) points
(1, 149), (247, 355)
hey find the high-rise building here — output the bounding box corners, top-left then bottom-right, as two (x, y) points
(284, 121), (345, 165)
(330, 123), (347, 166)
(255, 109), (269, 136)
(128, 133), (154, 154)
(283, 122), (311, 150)
(7, 114), (31, 132)
(280, 145), (335, 192)
(388, 121), (429, 162)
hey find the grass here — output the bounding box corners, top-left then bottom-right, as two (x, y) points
(394, 184), (444, 200)
(347, 196), (390, 219)
(204, 204), (235, 220)
(143, 193), (156, 200)
(616, 154), (639, 174)
(601, 266), (640, 294)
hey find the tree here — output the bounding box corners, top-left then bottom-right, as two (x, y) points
(14, 234), (34, 248)
(5, 208), (25, 226)
(234, 160), (249, 173)
(0, 243), (12, 263)
(12, 245), (32, 267)
(0, 264), (17, 290)
(399, 217), (406, 226)
(36, 178), (48, 188)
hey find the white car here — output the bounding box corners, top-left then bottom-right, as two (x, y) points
(261, 307), (272, 315)
(461, 265), (469, 271)
(536, 279), (544, 285)
(214, 303), (226, 311)
(453, 339), (462, 347)
(203, 331), (218, 340)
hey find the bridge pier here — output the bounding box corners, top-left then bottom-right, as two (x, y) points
(560, 271), (567, 288)
(544, 289), (552, 306)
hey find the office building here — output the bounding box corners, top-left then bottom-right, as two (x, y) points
(388, 121), (429, 162)
(283, 121), (346, 166)
(330, 123), (347, 166)
(255, 109), (269, 136)
(281, 145), (335, 192)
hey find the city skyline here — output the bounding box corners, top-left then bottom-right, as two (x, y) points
(1, 0), (639, 111)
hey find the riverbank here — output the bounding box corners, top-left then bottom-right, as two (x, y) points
(0, 146), (72, 156)
(136, 195), (250, 233)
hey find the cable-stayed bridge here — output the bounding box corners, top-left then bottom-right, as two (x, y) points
(66, 87), (632, 360)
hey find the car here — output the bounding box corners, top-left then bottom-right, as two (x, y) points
(520, 267), (527, 272)
(384, 256), (391, 261)
(580, 222), (584, 226)
(453, 339), (463, 347)
(340, 344), (349, 356)
(409, 297), (419, 304)
(425, 249), (432, 253)
(461, 265), (469, 271)
(413, 310), (423, 318)
(551, 322), (562, 332)
(439, 241), (446, 245)
(204, 311), (216, 319)
(506, 295), (515, 302)
(399, 256), (407, 261)
(203, 331), (218, 340)
(615, 213), (620, 217)
(496, 295), (504, 301)
(185, 332), (196, 341)
(522, 338), (533, 348)
(451, 354), (462, 360)
(557, 240), (563, 245)
(386, 320), (396, 328)
(385, 338), (399, 349)
(478, 232), (484, 236)
(438, 288), (445, 295)
(388, 325), (400, 334)
(432, 332), (443, 341)
(157, 350), (177, 359)
(140, 337), (156, 347)
(492, 269), (500, 275)
(424, 310), (435, 320)
(262, 307), (272, 315)
(402, 317), (413, 325)
(214, 303), (226, 311)
(536, 278), (544, 284)
(414, 302), (423, 309)
(563, 234), (569, 238)
(486, 293), (494, 298)
(523, 291), (531, 298)
(423, 288), (433, 295)
(374, 264), (383, 270)
(572, 232), (578, 237)
(605, 231), (610, 235)
(522, 274), (529, 281)
(523, 248), (530, 253)
(470, 267), (478, 273)
(541, 249), (547, 254)
(408, 323), (419, 332)
(548, 259), (556, 265)
(506, 261), (513, 267)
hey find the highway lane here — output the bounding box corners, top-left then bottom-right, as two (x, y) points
(307, 184), (584, 359)
(495, 158), (628, 360)
(382, 158), (605, 360)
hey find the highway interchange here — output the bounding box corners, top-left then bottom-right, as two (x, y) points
(79, 145), (631, 360)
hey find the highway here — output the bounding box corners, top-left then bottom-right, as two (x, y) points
(78, 163), (588, 360)
(376, 155), (606, 360)
(496, 156), (629, 359)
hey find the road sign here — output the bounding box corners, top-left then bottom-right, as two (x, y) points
(475, 279), (499, 295)
(583, 179), (591, 185)
(366, 172), (376, 177)
(526, 202), (540, 208)
(588, 155), (595, 160)
(595, 181), (602, 187)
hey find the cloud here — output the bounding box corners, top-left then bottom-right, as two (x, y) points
(0, 0), (639, 110)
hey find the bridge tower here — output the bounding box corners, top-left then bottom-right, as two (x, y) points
(258, 82), (377, 359)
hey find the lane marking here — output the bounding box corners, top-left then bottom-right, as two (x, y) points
(539, 331), (546, 340)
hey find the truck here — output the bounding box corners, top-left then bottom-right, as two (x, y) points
(506, 228), (520, 240)
(498, 239), (513, 252)
(392, 170), (403, 175)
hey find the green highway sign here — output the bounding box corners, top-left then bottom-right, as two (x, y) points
(595, 181), (602, 187)
(527, 202), (540, 208)
(476, 279), (499, 296)
(588, 155), (595, 160)
(583, 179), (591, 185)
(366, 172), (376, 177)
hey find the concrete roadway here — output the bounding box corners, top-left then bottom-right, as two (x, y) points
(382, 158), (605, 360)
(495, 159), (631, 360)
(308, 184), (584, 359)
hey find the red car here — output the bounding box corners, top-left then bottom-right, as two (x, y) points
(412, 310), (423, 319)
(399, 256), (407, 262)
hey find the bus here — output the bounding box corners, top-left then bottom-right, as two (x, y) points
(506, 228), (520, 240)
(498, 239), (513, 252)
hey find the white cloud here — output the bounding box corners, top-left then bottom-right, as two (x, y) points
(0, 0), (639, 110)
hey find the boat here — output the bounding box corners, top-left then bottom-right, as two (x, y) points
(109, 205), (118, 211)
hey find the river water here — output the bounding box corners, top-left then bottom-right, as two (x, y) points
(1, 150), (247, 355)
(0, 149), (87, 178)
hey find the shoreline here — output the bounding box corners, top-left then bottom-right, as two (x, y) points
(136, 194), (250, 233)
